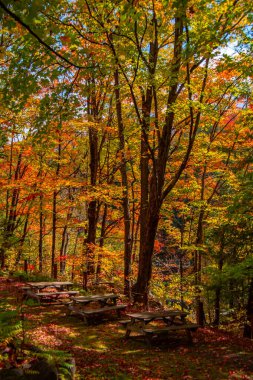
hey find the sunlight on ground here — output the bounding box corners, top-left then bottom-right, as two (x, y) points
(2, 280), (253, 380)
(123, 349), (144, 354)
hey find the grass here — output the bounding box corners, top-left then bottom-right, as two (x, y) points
(1, 278), (253, 380)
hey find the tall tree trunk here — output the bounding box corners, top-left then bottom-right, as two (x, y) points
(60, 225), (69, 273)
(213, 242), (224, 326)
(84, 84), (99, 278)
(214, 287), (221, 326)
(114, 68), (132, 296)
(1, 150), (23, 268)
(15, 212), (30, 267)
(60, 194), (73, 273)
(194, 208), (205, 326)
(39, 193), (44, 272)
(87, 126), (98, 246)
(132, 9), (186, 302)
(132, 51), (156, 302)
(179, 226), (185, 310)
(245, 279), (253, 338)
(71, 231), (80, 281)
(51, 190), (57, 278)
(96, 203), (107, 280)
(133, 175), (160, 303)
(139, 79), (153, 261)
(51, 138), (61, 278)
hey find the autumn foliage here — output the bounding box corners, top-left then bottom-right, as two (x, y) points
(0, 0), (252, 324)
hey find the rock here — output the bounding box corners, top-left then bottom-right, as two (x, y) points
(0, 368), (23, 380)
(0, 349), (75, 380)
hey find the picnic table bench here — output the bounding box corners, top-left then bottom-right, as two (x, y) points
(68, 304), (127, 324)
(22, 281), (78, 305)
(143, 323), (199, 344)
(26, 290), (79, 303)
(67, 294), (127, 324)
(120, 311), (199, 345)
(17, 286), (31, 301)
(26, 281), (73, 292)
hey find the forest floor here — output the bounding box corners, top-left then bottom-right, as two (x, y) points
(1, 277), (253, 380)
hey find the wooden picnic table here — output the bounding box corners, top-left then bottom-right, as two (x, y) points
(121, 310), (198, 344)
(71, 293), (119, 306)
(24, 281), (77, 305)
(67, 293), (127, 324)
(26, 281), (73, 292)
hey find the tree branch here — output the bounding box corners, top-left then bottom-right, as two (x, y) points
(0, 0), (85, 69)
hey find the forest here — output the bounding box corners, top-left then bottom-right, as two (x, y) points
(0, 0), (253, 342)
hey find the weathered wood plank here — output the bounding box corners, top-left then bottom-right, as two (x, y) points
(143, 323), (199, 344)
(36, 291), (79, 297)
(143, 323), (199, 334)
(118, 319), (131, 325)
(81, 304), (127, 315)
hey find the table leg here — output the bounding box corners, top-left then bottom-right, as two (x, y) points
(83, 315), (89, 325)
(116, 309), (122, 317)
(185, 328), (193, 344)
(125, 319), (137, 338)
(125, 320), (147, 338)
(125, 328), (131, 338)
(145, 333), (153, 346)
(164, 316), (175, 326)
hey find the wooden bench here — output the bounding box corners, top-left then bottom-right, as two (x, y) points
(21, 286), (31, 291)
(25, 290), (79, 304)
(68, 304), (127, 324)
(17, 286), (31, 301)
(119, 319), (151, 326)
(143, 323), (199, 344)
(118, 319), (131, 326)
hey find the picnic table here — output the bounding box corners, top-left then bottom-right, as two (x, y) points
(23, 281), (78, 305)
(26, 281), (73, 292)
(67, 293), (127, 324)
(120, 310), (199, 344)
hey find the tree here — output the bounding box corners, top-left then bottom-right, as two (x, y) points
(0, 0), (252, 305)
